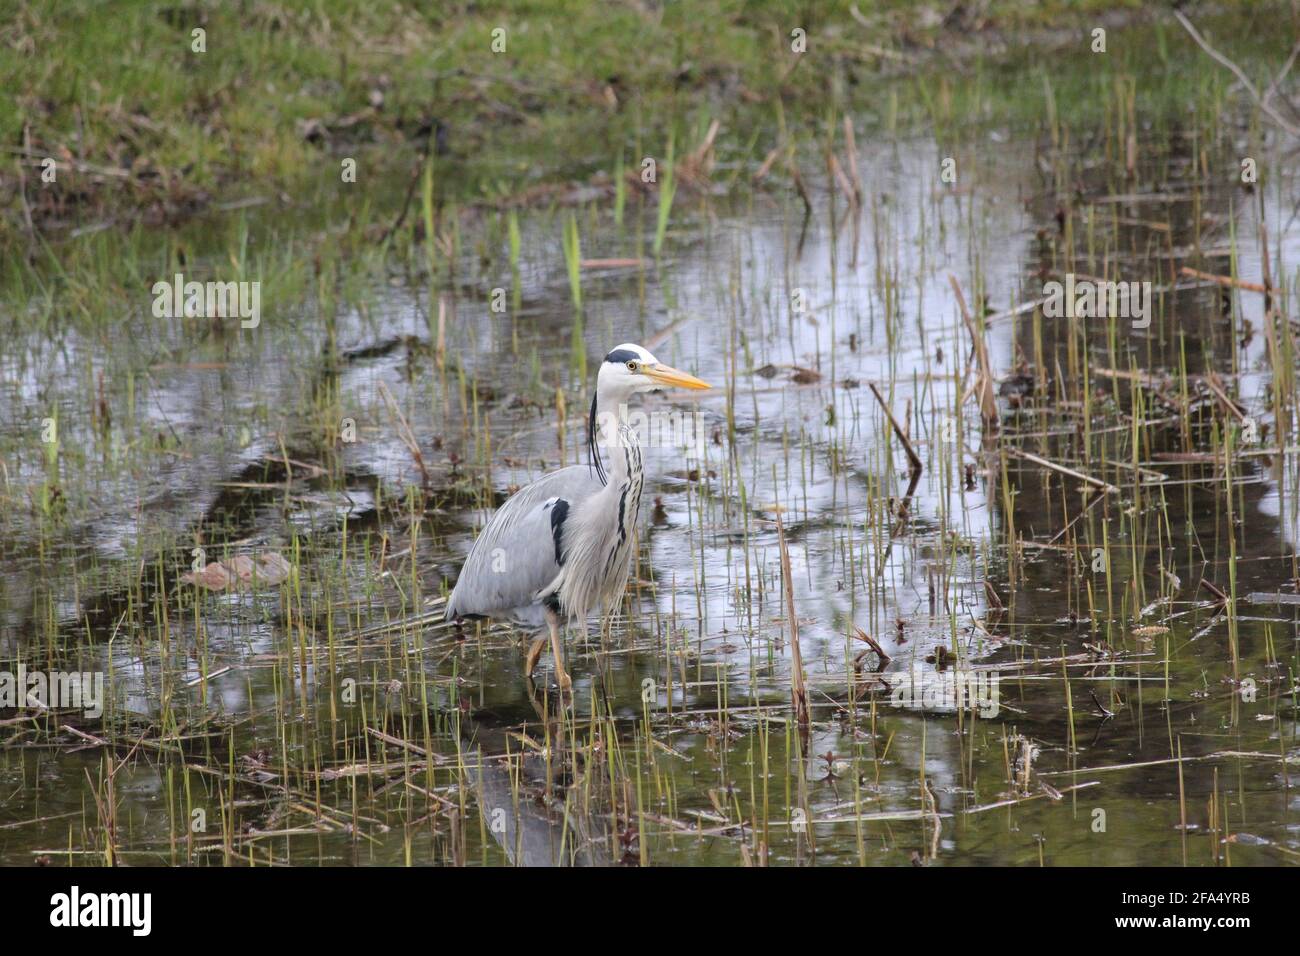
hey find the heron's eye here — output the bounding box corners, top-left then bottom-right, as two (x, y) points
(626, 360), (639, 372)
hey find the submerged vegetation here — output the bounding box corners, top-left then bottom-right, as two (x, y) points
(1, 1), (1299, 866)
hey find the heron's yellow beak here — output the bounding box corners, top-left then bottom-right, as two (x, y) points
(643, 363), (711, 390)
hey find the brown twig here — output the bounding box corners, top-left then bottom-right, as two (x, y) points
(1202, 371), (1247, 422)
(775, 513), (809, 729)
(786, 155), (812, 219)
(948, 275), (999, 432)
(1180, 265), (1274, 295)
(377, 380), (430, 485)
(1089, 690), (1115, 719)
(753, 144), (782, 183)
(852, 626), (891, 671)
(377, 152), (428, 245)
(868, 382), (922, 481)
(1261, 40), (1300, 118)
(1198, 578), (1229, 606)
(842, 117), (863, 202)
(1006, 448), (1119, 495)
(1173, 11), (1300, 136)
(827, 150), (856, 204)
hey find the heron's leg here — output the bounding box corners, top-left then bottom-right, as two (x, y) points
(545, 605), (572, 691)
(524, 635), (547, 678)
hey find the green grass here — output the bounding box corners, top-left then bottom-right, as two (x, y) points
(3, 0), (1293, 253)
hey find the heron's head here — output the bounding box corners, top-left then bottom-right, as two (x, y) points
(596, 343), (711, 400)
(588, 344), (710, 483)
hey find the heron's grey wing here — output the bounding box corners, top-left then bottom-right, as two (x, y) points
(445, 465), (603, 620)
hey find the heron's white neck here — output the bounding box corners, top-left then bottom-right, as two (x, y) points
(590, 385), (645, 487)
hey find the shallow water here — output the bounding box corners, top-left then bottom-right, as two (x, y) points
(2, 69), (1299, 866)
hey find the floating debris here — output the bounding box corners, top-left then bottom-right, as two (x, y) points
(181, 552), (294, 590)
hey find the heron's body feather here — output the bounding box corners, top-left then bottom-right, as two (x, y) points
(538, 425), (644, 628)
(445, 465), (603, 626)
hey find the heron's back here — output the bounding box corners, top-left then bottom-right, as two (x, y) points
(444, 465), (603, 622)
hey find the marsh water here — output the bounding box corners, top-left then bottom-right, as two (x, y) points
(2, 50), (1299, 866)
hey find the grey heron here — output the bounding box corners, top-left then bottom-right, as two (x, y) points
(445, 343), (711, 689)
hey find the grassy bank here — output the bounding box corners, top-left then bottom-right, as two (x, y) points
(1, 0), (1291, 252)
